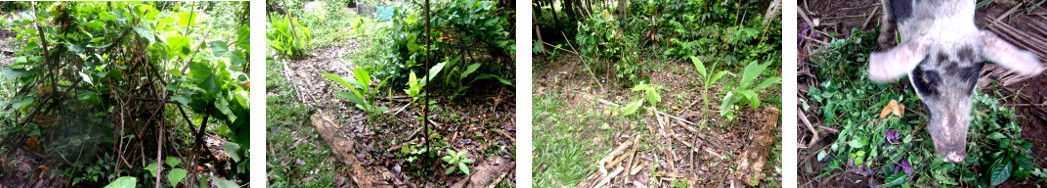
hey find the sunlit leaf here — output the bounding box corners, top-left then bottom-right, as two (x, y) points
(103, 176), (137, 188)
(168, 168), (186, 186)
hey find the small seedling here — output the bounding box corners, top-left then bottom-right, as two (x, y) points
(442, 149), (475, 175)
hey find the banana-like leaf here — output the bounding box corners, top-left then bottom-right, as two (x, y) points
(623, 98), (645, 116)
(691, 56), (706, 77)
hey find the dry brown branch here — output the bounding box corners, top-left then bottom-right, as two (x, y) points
(798, 107), (819, 149)
(597, 137), (636, 175)
(593, 167), (624, 188)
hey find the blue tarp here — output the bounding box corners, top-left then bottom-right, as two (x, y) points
(376, 6), (394, 22)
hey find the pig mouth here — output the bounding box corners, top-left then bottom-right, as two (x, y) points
(944, 150), (966, 163)
(925, 111), (972, 163)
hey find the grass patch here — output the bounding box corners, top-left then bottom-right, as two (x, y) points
(265, 59), (339, 187)
(533, 90), (633, 187)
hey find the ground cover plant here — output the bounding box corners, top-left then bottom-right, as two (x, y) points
(266, 0), (515, 187)
(0, 1), (249, 187)
(797, 1), (1047, 186)
(533, 0), (782, 187)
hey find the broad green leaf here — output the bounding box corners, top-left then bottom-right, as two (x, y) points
(459, 163), (470, 174)
(223, 141), (242, 162)
(428, 62), (447, 82)
(848, 138), (867, 148)
(352, 69), (372, 88)
(475, 74), (513, 86)
(630, 83), (650, 92)
(188, 62), (218, 93)
(335, 92), (366, 105)
(168, 168), (187, 186)
(210, 175), (239, 188)
(171, 95), (192, 106)
(210, 41), (229, 57)
(986, 132), (1006, 140)
(739, 60), (769, 88)
(623, 98), (644, 116)
(1, 67), (32, 79)
(90, 37), (106, 43)
(646, 88), (661, 107)
(720, 91), (737, 116)
(166, 69), (183, 77)
(79, 72), (93, 85)
(754, 77), (781, 90)
(738, 90), (759, 108)
(133, 26), (154, 44)
(1015, 155), (1034, 169)
(145, 162), (161, 177)
(885, 172), (907, 185)
(709, 71), (728, 85)
(11, 95), (32, 110)
(217, 97), (236, 122)
(461, 63), (481, 80)
(321, 73), (352, 89)
(165, 157), (182, 167)
(229, 51), (247, 69)
(691, 56), (706, 76)
(166, 35), (191, 58)
(989, 158), (1012, 186)
(104, 176), (137, 188)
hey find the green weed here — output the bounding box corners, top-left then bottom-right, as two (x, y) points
(442, 149), (475, 175)
(719, 60), (780, 120)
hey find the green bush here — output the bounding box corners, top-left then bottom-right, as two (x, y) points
(719, 60), (780, 120)
(356, 0), (514, 95)
(266, 15), (312, 59)
(576, 11), (643, 84)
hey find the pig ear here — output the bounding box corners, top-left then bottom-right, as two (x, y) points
(979, 31), (1045, 76)
(868, 35), (929, 83)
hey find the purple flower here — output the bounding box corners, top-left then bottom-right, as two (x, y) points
(902, 160), (913, 176)
(892, 159), (914, 177)
(884, 129), (899, 145)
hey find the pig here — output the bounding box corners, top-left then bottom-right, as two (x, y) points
(868, 0), (1045, 163)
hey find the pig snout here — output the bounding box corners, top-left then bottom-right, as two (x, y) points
(924, 103), (971, 163)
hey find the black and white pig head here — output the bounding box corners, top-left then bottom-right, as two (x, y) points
(867, 0), (1045, 163)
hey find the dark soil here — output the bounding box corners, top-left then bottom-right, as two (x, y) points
(798, 0), (1047, 187)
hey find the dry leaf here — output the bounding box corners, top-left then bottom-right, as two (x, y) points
(879, 100), (904, 119)
(27, 136), (40, 152)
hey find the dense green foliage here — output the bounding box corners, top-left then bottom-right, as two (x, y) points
(538, 0), (780, 84)
(1, 2), (248, 186)
(266, 15), (312, 59)
(805, 29), (1047, 186)
(354, 0), (515, 96)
